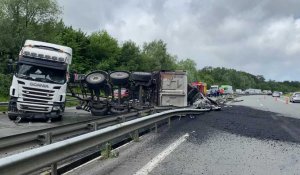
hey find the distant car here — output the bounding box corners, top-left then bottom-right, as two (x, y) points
(235, 89), (242, 94)
(219, 85), (233, 94)
(290, 92), (300, 103)
(262, 90), (268, 94)
(272, 91), (280, 97)
(267, 90), (272, 95)
(207, 89), (211, 96)
(245, 89), (255, 95)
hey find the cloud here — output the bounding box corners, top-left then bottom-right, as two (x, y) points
(58, 0), (300, 81)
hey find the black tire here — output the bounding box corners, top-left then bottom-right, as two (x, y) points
(8, 114), (17, 120)
(110, 107), (129, 114)
(110, 71), (130, 86)
(188, 87), (199, 102)
(50, 115), (62, 121)
(91, 107), (108, 116)
(131, 72), (152, 82)
(56, 115), (62, 121)
(8, 99), (17, 120)
(85, 71), (107, 89)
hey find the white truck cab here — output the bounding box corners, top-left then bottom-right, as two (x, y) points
(8, 40), (72, 121)
(210, 85), (219, 94)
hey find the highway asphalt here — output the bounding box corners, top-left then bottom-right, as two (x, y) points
(67, 95), (300, 175)
(0, 107), (91, 137)
(231, 95), (300, 119)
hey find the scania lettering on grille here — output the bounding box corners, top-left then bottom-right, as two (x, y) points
(29, 82), (49, 88)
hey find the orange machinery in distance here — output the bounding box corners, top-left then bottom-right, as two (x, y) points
(191, 81), (207, 96)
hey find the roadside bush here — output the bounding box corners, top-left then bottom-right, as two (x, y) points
(0, 74), (12, 100)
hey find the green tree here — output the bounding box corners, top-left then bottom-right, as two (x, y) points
(177, 58), (198, 82)
(88, 31), (120, 71)
(117, 41), (142, 71)
(55, 24), (90, 73)
(0, 0), (61, 73)
(141, 40), (177, 71)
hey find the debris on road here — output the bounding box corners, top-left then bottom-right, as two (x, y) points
(212, 94), (243, 104)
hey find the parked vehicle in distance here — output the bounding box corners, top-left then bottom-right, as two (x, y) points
(245, 89), (255, 95)
(210, 85), (219, 96)
(290, 92), (300, 103)
(267, 90), (272, 95)
(262, 90), (268, 94)
(191, 81), (207, 95)
(235, 89), (242, 94)
(272, 91), (280, 97)
(219, 85), (233, 94)
(254, 89), (262, 94)
(206, 89), (211, 96)
(235, 89), (245, 95)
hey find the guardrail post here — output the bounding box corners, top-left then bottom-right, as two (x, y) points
(150, 109), (156, 115)
(43, 133), (57, 175)
(137, 111), (142, 118)
(154, 123), (158, 133)
(130, 130), (139, 142)
(122, 115), (126, 123)
(134, 130), (139, 142)
(88, 122), (98, 131)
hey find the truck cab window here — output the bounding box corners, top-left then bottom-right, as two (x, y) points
(16, 63), (66, 84)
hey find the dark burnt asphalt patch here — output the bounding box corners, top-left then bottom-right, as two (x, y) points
(196, 106), (300, 143)
(153, 105), (300, 146)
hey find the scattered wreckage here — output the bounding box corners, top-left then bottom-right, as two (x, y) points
(69, 70), (221, 116)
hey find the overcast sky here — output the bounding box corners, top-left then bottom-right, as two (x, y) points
(58, 0), (300, 81)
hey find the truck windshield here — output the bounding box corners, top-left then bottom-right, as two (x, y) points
(16, 63), (66, 84)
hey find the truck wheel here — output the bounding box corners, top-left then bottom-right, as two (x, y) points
(8, 99), (18, 120)
(110, 107), (129, 114)
(8, 114), (17, 120)
(53, 115), (62, 121)
(110, 71), (130, 86)
(85, 71), (107, 89)
(188, 87), (199, 102)
(131, 72), (152, 82)
(91, 107), (108, 116)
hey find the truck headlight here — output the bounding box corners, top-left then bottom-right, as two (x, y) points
(52, 106), (60, 111)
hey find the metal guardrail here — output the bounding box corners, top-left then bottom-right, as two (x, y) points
(0, 102), (8, 106)
(0, 108), (208, 175)
(0, 108), (153, 154)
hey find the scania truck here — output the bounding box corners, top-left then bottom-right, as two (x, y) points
(8, 40), (72, 121)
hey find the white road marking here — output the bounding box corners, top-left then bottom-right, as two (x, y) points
(134, 133), (190, 175)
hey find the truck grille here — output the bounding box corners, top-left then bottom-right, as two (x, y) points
(22, 86), (54, 103)
(19, 103), (51, 112)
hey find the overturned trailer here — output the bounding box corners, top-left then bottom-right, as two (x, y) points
(68, 70), (220, 116)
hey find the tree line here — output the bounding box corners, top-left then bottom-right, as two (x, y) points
(0, 0), (299, 100)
